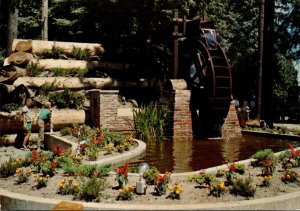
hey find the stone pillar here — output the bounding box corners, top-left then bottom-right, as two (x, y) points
(221, 100), (242, 138)
(160, 79), (193, 140)
(89, 89), (119, 130)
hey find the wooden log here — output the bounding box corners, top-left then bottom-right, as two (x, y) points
(30, 59), (102, 70)
(0, 66), (27, 83)
(12, 39), (105, 56)
(15, 40), (32, 52)
(7, 52), (34, 66)
(0, 108), (85, 133)
(13, 77), (113, 89)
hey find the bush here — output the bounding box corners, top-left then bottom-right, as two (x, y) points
(49, 89), (86, 109)
(39, 81), (58, 96)
(72, 46), (92, 60)
(74, 176), (110, 202)
(143, 166), (160, 185)
(133, 102), (171, 141)
(26, 62), (44, 76)
(251, 149), (276, 166)
(60, 127), (72, 136)
(230, 177), (256, 198)
(0, 103), (19, 112)
(40, 46), (65, 59)
(51, 67), (88, 77)
(0, 157), (22, 178)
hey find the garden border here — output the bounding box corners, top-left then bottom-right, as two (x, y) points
(1, 134), (300, 210)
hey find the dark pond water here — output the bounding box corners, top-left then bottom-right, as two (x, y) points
(129, 135), (300, 173)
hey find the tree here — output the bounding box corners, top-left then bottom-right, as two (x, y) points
(6, 0), (19, 56)
(41, 0), (48, 40)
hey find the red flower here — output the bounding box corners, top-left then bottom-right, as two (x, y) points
(288, 143), (295, 157)
(96, 136), (102, 145)
(50, 161), (57, 169)
(31, 150), (38, 162)
(228, 164), (237, 172)
(52, 144), (65, 156)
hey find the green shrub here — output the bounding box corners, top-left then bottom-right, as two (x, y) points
(251, 149), (276, 166)
(0, 103), (19, 112)
(230, 177), (256, 198)
(143, 166), (160, 185)
(49, 89), (86, 109)
(134, 102), (171, 141)
(0, 157), (22, 178)
(26, 62), (44, 76)
(40, 46), (65, 59)
(72, 46), (92, 60)
(74, 176), (110, 202)
(51, 67), (88, 77)
(60, 127), (72, 136)
(62, 164), (111, 177)
(39, 81), (58, 96)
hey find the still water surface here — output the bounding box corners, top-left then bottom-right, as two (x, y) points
(129, 135), (300, 173)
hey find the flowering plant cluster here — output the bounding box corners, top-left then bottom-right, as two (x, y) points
(15, 168), (32, 184)
(57, 177), (79, 195)
(154, 172), (171, 196)
(116, 185), (135, 201)
(209, 180), (226, 197)
(34, 174), (49, 189)
(115, 162), (129, 188)
(228, 163), (245, 174)
(281, 169), (300, 183)
(261, 159), (276, 176)
(167, 182), (183, 199)
(258, 175), (272, 187)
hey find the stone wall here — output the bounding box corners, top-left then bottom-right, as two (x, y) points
(221, 100), (242, 138)
(89, 90), (134, 132)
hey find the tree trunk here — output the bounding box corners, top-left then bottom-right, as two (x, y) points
(261, 0), (275, 127)
(41, 0), (48, 40)
(6, 0), (19, 56)
(257, 0), (264, 120)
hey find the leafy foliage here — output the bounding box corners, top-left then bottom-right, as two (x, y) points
(49, 89), (86, 109)
(0, 103), (19, 112)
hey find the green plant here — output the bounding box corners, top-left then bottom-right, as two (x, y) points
(57, 177), (79, 195)
(261, 159), (276, 176)
(154, 173), (171, 196)
(16, 168), (31, 184)
(215, 168), (226, 177)
(40, 46), (65, 59)
(251, 149), (276, 166)
(167, 182), (183, 200)
(133, 102), (171, 141)
(188, 172), (217, 187)
(34, 174), (49, 189)
(74, 176), (110, 202)
(26, 61), (44, 76)
(230, 177), (256, 198)
(0, 157), (22, 178)
(49, 89), (86, 109)
(72, 46), (92, 60)
(41, 160), (57, 176)
(60, 127), (72, 136)
(143, 166), (160, 185)
(0, 103), (19, 112)
(86, 147), (99, 161)
(39, 81), (58, 96)
(62, 164), (111, 177)
(228, 163), (245, 174)
(209, 180), (226, 197)
(116, 186), (135, 201)
(51, 67), (88, 77)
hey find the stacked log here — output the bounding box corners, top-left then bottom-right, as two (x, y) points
(12, 39), (105, 56)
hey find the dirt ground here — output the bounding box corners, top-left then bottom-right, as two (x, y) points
(0, 146), (300, 206)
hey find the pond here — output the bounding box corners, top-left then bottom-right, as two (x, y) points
(129, 135), (300, 173)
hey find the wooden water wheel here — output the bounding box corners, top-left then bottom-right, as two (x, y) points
(179, 30), (232, 137)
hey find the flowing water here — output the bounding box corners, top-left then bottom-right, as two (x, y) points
(129, 135), (300, 173)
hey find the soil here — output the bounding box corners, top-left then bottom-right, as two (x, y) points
(0, 145), (300, 206)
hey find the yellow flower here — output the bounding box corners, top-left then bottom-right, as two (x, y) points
(167, 186), (173, 191)
(27, 170), (32, 174)
(46, 174), (50, 178)
(175, 190), (180, 195)
(59, 183), (64, 187)
(68, 177), (73, 182)
(178, 186), (183, 192)
(61, 179), (66, 183)
(118, 188), (124, 193)
(39, 177), (43, 181)
(297, 178), (300, 183)
(219, 182), (225, 189)
(258, 176), (263, 180)
(74, 183), (79, 187)
(34, 174), (38, 178)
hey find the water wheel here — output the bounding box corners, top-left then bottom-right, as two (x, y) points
(179, 36), (232, 138)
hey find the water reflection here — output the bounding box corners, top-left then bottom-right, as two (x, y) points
(129, 135), (300, 173)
